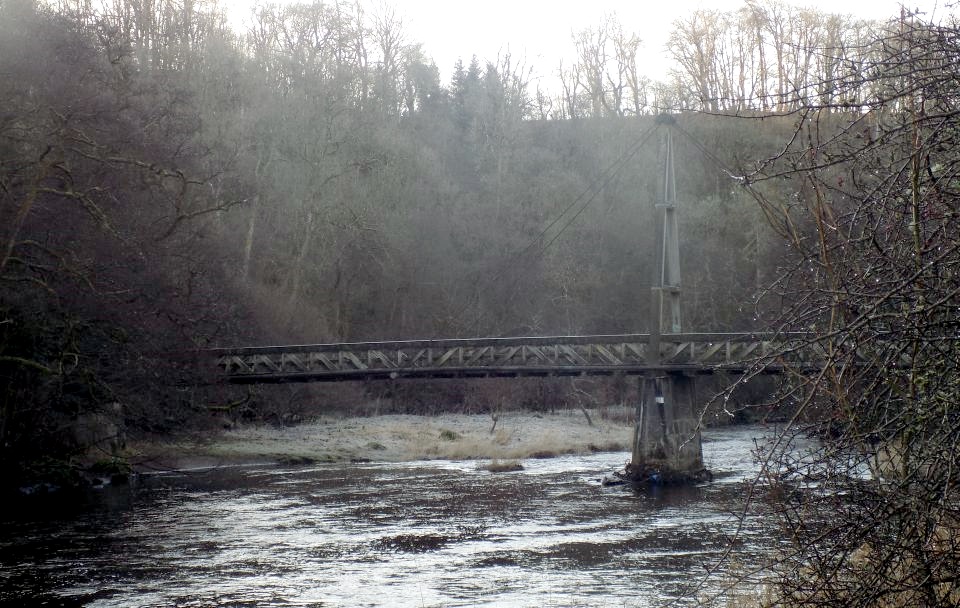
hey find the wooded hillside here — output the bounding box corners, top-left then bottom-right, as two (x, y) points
(0, 0), (945, 482)
(4, 1), (958, 604)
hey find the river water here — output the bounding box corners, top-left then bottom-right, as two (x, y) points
(1, 426), (790, 607)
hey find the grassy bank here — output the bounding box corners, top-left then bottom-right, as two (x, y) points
(130, 409), (633, 472)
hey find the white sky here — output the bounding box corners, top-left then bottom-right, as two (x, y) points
(224, 0), (952, 84)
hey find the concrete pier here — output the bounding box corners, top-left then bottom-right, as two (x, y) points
(630, 373), (704, 481)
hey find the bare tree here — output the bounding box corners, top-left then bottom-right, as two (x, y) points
(666, 1), (878, 112)
(721, 12), (960, 606)
(561, 14), (648, 117)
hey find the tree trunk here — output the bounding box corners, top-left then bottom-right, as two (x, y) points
(241, 195), (259, 282)
(287, 209), (314, 310)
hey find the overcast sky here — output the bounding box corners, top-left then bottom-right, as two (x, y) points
(227, 0), (952, 84)
(406, 0), (949, 80)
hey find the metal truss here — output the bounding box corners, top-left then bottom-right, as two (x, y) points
(208, 332), (820, 384)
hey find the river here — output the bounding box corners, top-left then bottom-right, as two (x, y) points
(1, 426), (790, 607)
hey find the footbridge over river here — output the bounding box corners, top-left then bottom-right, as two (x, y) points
(203, 117), (814, 482)
(211, 332), (819, 383)
(205, 332), (821, 482)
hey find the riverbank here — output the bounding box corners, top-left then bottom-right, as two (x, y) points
(129, 409), (634, 472)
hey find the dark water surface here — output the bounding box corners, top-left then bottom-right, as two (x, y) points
(1, 426), (786, 607)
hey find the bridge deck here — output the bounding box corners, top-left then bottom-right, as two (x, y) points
(209, 333), (819, 383)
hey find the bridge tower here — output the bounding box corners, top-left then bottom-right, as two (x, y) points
(631, 115), (705, 480)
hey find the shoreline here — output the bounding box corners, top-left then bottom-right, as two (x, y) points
(129, 409), (635, 473)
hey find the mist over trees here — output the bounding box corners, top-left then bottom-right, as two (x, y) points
(2, 0), (959, 603)
(0, 0), (910, 434)
(2, 0), (959, 586)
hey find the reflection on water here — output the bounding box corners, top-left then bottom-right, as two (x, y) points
(0, 426), (787, 607)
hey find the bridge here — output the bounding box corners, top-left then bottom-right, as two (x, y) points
(203, 117), (802, 483)
(212, 332), (818, 383)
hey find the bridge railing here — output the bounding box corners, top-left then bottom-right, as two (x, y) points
(207, 332), (820, 383)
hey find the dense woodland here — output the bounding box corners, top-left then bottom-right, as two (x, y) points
(0, 0), (814, 473)
(2, 0), (959, 603)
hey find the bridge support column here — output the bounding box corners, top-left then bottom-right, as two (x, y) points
(630, 372), (704, 482)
